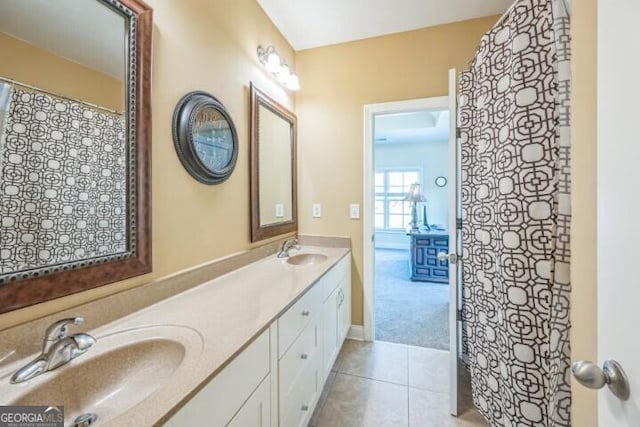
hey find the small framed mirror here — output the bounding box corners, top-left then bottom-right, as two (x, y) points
(172, 91), (239, 185)
(250, 84), (297, 242)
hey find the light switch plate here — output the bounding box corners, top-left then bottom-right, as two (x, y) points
(275, 203), (284, 218)
(350, 204), (360, 219)
(312, 203), (322, 218)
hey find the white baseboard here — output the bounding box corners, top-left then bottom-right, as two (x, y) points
(347, 325), (365, 341)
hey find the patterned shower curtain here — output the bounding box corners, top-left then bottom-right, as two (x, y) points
(459, 0), (571, 426)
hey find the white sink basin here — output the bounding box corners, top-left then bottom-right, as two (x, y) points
(286, 253), (328, 266)
(1, 325), (203, 426)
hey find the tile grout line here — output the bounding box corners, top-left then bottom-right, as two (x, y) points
(335, 370), (410, 388)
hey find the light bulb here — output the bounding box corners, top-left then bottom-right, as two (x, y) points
(286, 74), (300, 91)
(266, 52), (281, 73)
(277, 64), (290, 83)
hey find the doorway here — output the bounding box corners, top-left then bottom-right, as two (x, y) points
(363, 70), (459, 415)
(372, 108), (450, 350)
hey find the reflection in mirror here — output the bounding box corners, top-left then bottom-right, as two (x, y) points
(258, 104), (293, 226)
(250, 84), (297, 242)
(0, 0), (129, 278)
(0, 0), (152, 313)
(193, 107), (235, 172)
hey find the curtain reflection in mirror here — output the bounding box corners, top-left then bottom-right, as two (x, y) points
(0, 81), (127, 275)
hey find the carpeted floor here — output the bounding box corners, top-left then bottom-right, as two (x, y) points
(374, 248), (449, 350)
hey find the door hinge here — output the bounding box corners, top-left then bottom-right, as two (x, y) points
(456, 218), (462, 230)
(456, 127), (461, 139)
(456, 309), (464, 322)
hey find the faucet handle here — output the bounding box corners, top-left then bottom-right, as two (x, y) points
(288, 238), (299, 248)
(43, 317), (84, 351)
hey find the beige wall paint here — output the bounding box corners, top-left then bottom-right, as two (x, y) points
(0, 0), (295, 330)
(0, 31), (124, 111)
(296, 17), (497, 325)
(570, 0), (597, 425)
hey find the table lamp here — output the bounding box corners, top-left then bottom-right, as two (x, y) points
(404, 183), (426, 231)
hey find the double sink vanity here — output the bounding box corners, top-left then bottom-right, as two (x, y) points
(0, 239), (351, 426)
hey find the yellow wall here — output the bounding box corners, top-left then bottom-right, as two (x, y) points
(0, 32), (124, 111)
(295, 17), (498, 325)
(570, 0), (597, 425)
(0, 0), (295, 330)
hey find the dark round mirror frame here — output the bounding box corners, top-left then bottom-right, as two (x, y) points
(172, 91), (239, 185)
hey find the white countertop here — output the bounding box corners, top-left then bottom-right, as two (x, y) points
(0, 245), (351, 426)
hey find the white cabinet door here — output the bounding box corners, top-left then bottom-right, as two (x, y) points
(322, 287), (339, 379)
(228, 376), (271, 427)
(166, 330), (270, 427)
(338, 277), (351, 344)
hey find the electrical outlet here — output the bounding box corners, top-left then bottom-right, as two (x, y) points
(350, 204), (360, 219)
(275, 203), (284, 218)
(312, 203), (322, 218)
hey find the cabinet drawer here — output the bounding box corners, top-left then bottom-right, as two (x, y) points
(279, 319), (320, 399)
(278, 282), (322, 358)
(280, 356), (319, 427)
(321, 255), (350, 301)
(166, 329), (270, 427)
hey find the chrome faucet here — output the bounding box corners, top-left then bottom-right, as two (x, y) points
(277, 238), (300, 258)
(10, 317), (96, 384)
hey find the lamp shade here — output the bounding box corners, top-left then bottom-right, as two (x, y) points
(404, 183), (426, 202)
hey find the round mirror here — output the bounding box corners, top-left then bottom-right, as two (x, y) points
(172, 91), (238, 184)
(435, 176), (447, 187)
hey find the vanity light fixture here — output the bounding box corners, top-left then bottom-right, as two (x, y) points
(257, 45), (300, 91)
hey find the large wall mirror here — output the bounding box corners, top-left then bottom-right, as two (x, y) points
(0, 0), (152, 313)
(250, 84), (297, 242)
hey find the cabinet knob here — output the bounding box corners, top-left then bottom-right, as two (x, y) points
(301, 405), (309, 411)
(301, 310), (310, 317)
(300, 353), (308, 360)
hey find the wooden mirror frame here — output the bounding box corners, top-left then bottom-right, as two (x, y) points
(0, 0), (153, 314)
(249, 84), (297, 242)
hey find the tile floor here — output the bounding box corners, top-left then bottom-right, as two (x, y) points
(309, 340), (488, 427)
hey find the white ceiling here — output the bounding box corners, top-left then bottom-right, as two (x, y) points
(0, 0), (126, 79)
(257, 0), (513, 51)
(375, 109), (449, 145)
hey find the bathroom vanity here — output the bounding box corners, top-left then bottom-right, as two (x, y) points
(0, 241), (351, 427)
(167, 250), (350, 427)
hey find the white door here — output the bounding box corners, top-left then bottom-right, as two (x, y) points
(447, 68), (459, 417)
(594, 0), (640, 425)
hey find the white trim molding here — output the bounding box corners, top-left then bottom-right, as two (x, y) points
(362, 96), (449, 342)
(347, 325), (365, 341)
